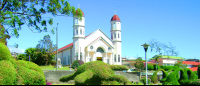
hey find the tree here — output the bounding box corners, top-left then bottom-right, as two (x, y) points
(35, 35), (56, 65)
(135, 57), (144, 72)
(148, 39), (179, 56)
(0, 0), (83, 45)
(25, 47), (36, 62)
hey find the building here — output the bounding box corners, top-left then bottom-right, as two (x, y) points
(185, 59), (199, 62)
(7, 45), (24, 58)
(150, 55), (186, 66)
(54, 8), (122, 66)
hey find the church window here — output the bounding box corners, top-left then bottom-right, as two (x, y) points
(75, 18), (78, 24)
(113, 23), (116, 29)
(80, 52), (82, 61)
(80, 29), (82, 35)
(90, 46), (93, 49)
(118, 55), (120, 62)
(96, 47), (104, 53)
(114, 33), (116, 38)
(114, 54), (116, 62)
(118, 33), (120, 38)
(76, 28), (78, 35)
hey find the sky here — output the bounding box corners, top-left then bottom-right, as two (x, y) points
(6, 0), (200, 60)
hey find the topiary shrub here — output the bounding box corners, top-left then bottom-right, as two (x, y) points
(140, 77), (150, 85)
(160, 66), (178, 71)
(183, 68), (197, 80)
(59, 61), (133, 85)
(163, 68), (184, 85)
(71, 60), (84, 69)
(0, 60), (17, 85)
(109, 65), (129, 71)
(188, 79), (200, 85)
(147, 64), (154, 70)
(153, 64), (160, 70)
(0, 42), (11, 61)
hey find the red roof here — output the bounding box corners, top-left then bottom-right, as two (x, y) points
(182, 61), (200, 65)
(111, 14), (120, 21)
(189, 67), (198, 71)
(76, 8), (84, 16)
(54, 32), (93, 53)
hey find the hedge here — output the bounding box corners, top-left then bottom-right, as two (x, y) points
(160, 66), (178, 71)
(140, 77), (150, 85)
(0, 42), (11, 61)
(109, 65), (129, 71)
(163, 68), (183, 85)
(147, 64), (154, 70)
(0, 60), (17, 85)
(183, 68), (197, 80)
(153, 64), (161, 70)
(151, 69), (167, 84)
(60, 61), (133, 85)
(71, 60), (84, 69)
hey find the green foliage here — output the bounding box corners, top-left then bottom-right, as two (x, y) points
(174, 61), (187, 68)
(183, 68), (197, 80)
(160, 66), (178, 71)
(140, 77), (150, 85)
(109, 65), (129, 71)
(71, 60), (84, 69)
(0, 0), (83, 42)
(135, 62), (144, 71)
(59, 61), (133, 85)
(153, 64), (161, 70)
(147, 64), (154, 70)
(198, 65), (200, 79)
(0, 42), (11, 61)
(0, 60), (17, 85)
(51, 60), (56, 66)
(188, 80), (200, 85)
(17, 54), (28, 60)
(151, 69), (168, 84)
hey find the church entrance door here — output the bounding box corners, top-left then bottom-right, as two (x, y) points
(97, 57), (102, 61)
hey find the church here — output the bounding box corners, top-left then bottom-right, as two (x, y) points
(55, 8), (122, 66)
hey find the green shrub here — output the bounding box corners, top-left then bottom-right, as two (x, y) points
(17, 54), (27, 61)
(160, 66), (178, 71)
(60, 61), (133, 85)
(147, 64), (154, 70)
(163, 68), (184, 85)
(183, 68), (197, 80)
(188, 79), (200, 85)
(151, 69), (168, 84)
(0, 42), (11, 61)
(153, 64), (160, 70)
(51, 60), (56, 66)
(71, 60), (84, 69)
(140, 77), (150, 85)
(198, 65), (200, 79)
(109, 65), (129, 71)
(0, 60), (17, 85)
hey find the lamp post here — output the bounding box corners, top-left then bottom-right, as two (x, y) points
(141, 42), (150, 85)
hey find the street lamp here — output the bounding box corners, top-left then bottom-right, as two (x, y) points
(141, 42), (150, 85)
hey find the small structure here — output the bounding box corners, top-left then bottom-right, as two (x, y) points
(57, 58), (62, 68)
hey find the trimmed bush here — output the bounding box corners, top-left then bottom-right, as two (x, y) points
(183, 68), (197, 80)
(60, 61), (133, 85)
(160, 66), (178, 71)
(140, 77), (150, 85)
(109, 65), (129, 71)
(147, 64), (154, 70)
(0, 60), (17, 85)
(151, 69), (168, 84)
(153, 64), (161, 70)
(51, 60), (56, 66)
(0, 42), (11, 61)
(71, 60), (84, 69)
(188, 79), (200, 85)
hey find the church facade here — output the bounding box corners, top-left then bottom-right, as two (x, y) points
(55, 8), (122, 66)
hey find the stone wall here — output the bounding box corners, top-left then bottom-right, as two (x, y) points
(43, 70), (140, 84)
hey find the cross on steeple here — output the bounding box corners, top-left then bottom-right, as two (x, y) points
(78, 2), (80, 8)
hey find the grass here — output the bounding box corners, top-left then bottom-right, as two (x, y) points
(40, 65), (74, 70)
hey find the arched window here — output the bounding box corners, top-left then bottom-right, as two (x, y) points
(96, 47), (104, 53)
(118, 33), (120, 38)
(76, 28), (78, 35)
(114, 33), (116, 38)
(118, 55), (120, 62)
(75, 18), (78, 24)
(80, 29), (82, 35)
(114, 54), (116, 62)
(113, 23), (116, 29)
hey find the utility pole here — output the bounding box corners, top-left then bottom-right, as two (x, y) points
(56, 23), (59, 71)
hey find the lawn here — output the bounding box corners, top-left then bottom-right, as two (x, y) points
(40, 65), (74, 70)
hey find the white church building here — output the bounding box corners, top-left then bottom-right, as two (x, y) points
(55, 8), (122, 66)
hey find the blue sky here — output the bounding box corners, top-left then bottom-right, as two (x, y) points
(7, 0), (200, 60)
